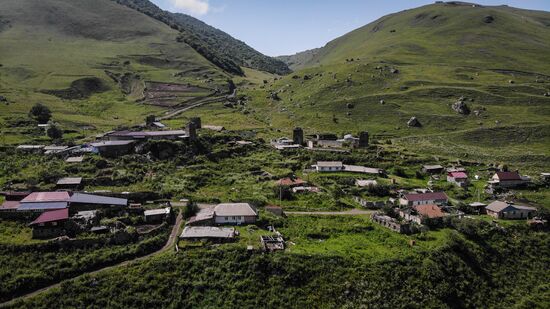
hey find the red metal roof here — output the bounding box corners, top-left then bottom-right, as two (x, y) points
(495, 171), (522, 181)
(30, 208), (69, 225)
(0, 201), (20, 210)
(21, 192), (71, 203)
(448, 172), (468, 179)
(413, 205), (446, 218)
(404, 192), (448, 201)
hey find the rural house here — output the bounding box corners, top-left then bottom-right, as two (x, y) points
(213, 203), (257, 225)
(29, 208), (69, 239)
(68, 193), (128, 212)
(485, 201), (537, 219)
(422, 165), (444, 175)
(56, 177), (83, 190)
(400, 204), (446, 224)
(399, 192), (448, 207)
(490, 171), (528, 188)
(313, 161), (344, 172)
(447, 171), (469, 187)
(144, 207), (172, 223)
(17, 192), (71, 213)
(90, 140), (135, 157)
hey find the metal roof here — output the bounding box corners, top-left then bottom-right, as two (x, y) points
(17, 202), (68, 211)
(30, 208), (69, 225)
(66, 156), (84, 163)
(180, 226), (235, 239)
(214, 203), (257, 217)
(90, 141), (135, 147)
(21, 192), (71, 203)
(57, 177), (83, 185)
(486, 201), (536, 212)
(69, 193), (127, 206)
(344, 165), (383, 174)
(144, 207), (171, 216)
(316, 161), (343, 167)
(495, 171), (522, 181)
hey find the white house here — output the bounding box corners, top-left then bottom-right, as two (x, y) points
(213, 203), (257, 225)
(313, 161), (344, 172)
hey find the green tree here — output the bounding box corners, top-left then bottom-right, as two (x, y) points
(46, 124), (63, 140)
(29, 103), (52, 124)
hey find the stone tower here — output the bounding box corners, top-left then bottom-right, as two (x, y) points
(293, 127), (304, 145)
(359, 131), (369, 148)
(186, 122), (197, 140)
(190, 117), (202, 129)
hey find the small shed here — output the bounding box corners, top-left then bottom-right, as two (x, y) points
(56, 177), (83, 190)
(66, 156), (84, 163)
(144, 207), (171, 223)
(422, 165), (444, 175)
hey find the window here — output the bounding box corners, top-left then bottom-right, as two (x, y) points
(225, 216), (228, 221)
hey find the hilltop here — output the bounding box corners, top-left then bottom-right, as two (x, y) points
(301, 2), (550, 70)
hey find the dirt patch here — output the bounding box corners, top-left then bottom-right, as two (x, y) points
(141, 81), (213, 107)
(105, 71), (143, 95)
(42, 77), (110, 100)
(459, 125), (550, 146)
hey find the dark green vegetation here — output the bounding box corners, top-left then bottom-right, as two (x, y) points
(0, 222), (170, 302)
(114, 0), (290, 75)
(8, 219), (549, 308)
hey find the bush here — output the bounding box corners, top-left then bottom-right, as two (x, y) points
(29, 103), (52, 124)
(46, 124), (63, 140)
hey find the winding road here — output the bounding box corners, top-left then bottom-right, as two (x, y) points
(0, 213), (183, 308)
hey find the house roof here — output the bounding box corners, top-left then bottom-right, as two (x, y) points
(413, 204), (446, 218)
(57, 177), (83, 185)
(423, 165), (444, 170)
(66, 156), (84, 163)
(404, 192), (448, 201)
(449, 172), (468, 178)
(144, 207), (171, 216)
(69, 193), (127, 206)
(180, 226), (235, 239)
(16, 145), (45, 149)
(495, 171), (522, 181)
(469, 202), (487, 207)
(214, 203), (257, 217)
(0, 201), (21, 210)
(17, 202), (68, 211)
(90, 140), (135, 147)
(486, 201), (536, 212)
(276, 177), (305, 186)
(30, 208), (69, 225)
(356, 180), (378, 187)
(317, 161), (343, 167)
(344, 165), (383, 174)
(21, 192), (71, 203)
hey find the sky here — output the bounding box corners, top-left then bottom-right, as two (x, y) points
(151, 0), (550, 56)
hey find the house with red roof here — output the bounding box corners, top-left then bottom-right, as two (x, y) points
(17, 192), (71, 213)
(490, 171), (528, 188)
(399, 192), (448, 207)
(400, 204), (447, 224)
(447, 171), (469, 187)
(29, 208), (69, 239)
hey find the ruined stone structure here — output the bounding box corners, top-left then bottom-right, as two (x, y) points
(359, 131), (369, 148)
(293, 127), (304, 146)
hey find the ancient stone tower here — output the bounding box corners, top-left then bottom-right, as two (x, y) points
(293, 127), (304, 145)
(359, 131), (369, 148)
(187, 122), (197, 140)
(190, 117), (202, 129)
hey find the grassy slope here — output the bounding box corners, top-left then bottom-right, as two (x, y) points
(173, 3), (549, 170)
(0, 0), (227, 144)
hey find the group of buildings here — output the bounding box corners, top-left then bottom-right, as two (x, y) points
(0, 190), (172, 239)
(271, 128), (369, 151)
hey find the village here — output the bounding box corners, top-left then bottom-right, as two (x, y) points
(1, 114), (548, 256)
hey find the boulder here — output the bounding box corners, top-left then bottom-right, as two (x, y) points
(407, 117), (421, 127)
(390, 68), (399, 74)
(483, 15), (494, 23)
(544, 92), (550, 97)
(270, 92), (280, 101)
(0, 95), (7, 103)
(380, 99), (385, 105)
(452, 100), (471, 115)
(346, 103), (354, 109)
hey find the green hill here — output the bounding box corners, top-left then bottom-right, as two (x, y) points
(304, 2), (550, 70)
(114, 0), (291, 75)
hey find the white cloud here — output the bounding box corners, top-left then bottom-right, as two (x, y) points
(170, 0), (209, 15)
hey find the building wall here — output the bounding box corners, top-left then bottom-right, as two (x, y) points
(214, 215), (256, 225)
(32, 226), (66, 239)
(317, 166), (344, 172)
(489, 209), (535, 219)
